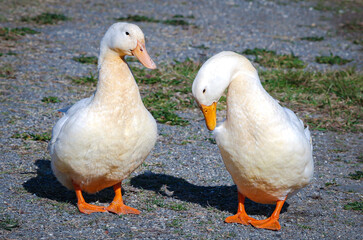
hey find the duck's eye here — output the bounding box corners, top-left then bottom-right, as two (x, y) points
(203, 89), (206, 93)
(125, 32), (130, 36)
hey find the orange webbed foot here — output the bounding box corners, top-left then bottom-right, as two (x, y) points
(106, 201), (140, 215)
(77, 202), (107, 214)
(225, 212), (256, 225)
(249, 217), (281, 231)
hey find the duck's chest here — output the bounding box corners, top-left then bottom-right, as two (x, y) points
(59, 105), (157, 157)
(215, 123), (300, 181)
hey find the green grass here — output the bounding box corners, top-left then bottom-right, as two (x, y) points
(344, 201), (363, 212)
(162, 19), (189, 26)
(297, 224), (312, 230)
(12, 132), (51, 142)
(21, 12), (68, 24)
(131, 56), (362, 131)
(316, 54), (352, 65)
(73, 55), (98, 65)
(41, 96), (61, 103)
(132, 58), (201, 126)
(116, 14), (192, 26)
(0, 215), (19, 231)
(166, 219), (183, 228)
(169, 203), (188, 211)
(0, 27), (39, 40)
(242, 48), (306, 69)
(172, 14), (194, 19)
(348, 171), (363, 180)
(300, 36), (324, 42)
(260, 68), (363, 132)
(142, 91), (189, 126)
(71, 73), (98, 86)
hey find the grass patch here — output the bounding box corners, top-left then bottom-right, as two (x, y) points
(166, 219), (183, 228)
(169, 202), (188, 211)
(316, 53), (352, 65)
(21, 12), (68, 24)
(300, 36), (324, 42)
(348, 171), (363, 180)
(42, 96), (61, 103)
(73, 55), (98, 65)
(132, 57), (362, 131)
(12, 132), (51, 142)
(242, 48), (306, 69)
(116, 14), (192, 26)
(162, 19), (189, 26)
(132, 58), (201, 126)
(344, 201), (363, 212)
(207, 137), (216, 144)
(0, 215), (19, 231)
(260, 68), (363, 132)
(0, 27), (39, 40)
(71, 73), (98, 86)
(297, 224), (312, 230)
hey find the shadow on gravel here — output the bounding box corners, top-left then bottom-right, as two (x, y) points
(23, 159), (116, 205)
(130, 171), (289, 216)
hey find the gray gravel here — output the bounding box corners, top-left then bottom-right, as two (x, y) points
(1, 0), (362, 239)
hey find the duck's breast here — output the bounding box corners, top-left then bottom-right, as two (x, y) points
(51, 104), (157, 192)
(215, 119), (313, 204)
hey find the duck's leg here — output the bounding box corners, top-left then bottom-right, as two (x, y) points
(106, 182), (140, 215)
(73, 182), (107, 214)
(225, 192), (256, 225)
(249, 196), (286, 231)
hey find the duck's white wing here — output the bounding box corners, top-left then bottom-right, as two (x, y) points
(48, 96), (93, 154)
(282, 107), (312, 149)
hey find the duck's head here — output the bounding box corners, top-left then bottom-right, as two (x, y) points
(100, 22), (156, 69)
(192, 51), (256, 131)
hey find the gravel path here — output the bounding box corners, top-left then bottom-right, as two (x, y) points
(1, 0), (362, 239)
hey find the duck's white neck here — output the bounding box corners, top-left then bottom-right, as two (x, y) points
(92, 48), (141, 107)
(225, 70), (282, 129)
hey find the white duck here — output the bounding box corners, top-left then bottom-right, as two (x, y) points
(49, 22), (157, 215)
(192, 51), (313, 230)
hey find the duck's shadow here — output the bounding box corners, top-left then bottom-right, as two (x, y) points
(130, 172), (289, 216)
(24, 160), (288, 217)
(23, 159), (115, 206)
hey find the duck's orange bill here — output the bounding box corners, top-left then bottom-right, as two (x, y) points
(131, 41), (156, 69)
(200, 102), (217, 131)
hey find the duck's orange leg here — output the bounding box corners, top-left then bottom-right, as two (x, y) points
(73, 182), (107, 214)
(249, 196), (287, 231)
(106, 182), (140, 215)
(225, 192), (257, 225)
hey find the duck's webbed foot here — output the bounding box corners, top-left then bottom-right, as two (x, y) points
(249, 217), (281, 230)
(249, 196), (287, 231)
(77, 202), (107, 214)
(73, 182), (107, 214)
(105, 182), (140, 215)
(225, 192), (256, 225)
